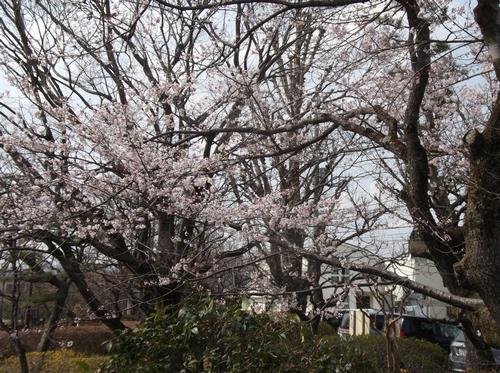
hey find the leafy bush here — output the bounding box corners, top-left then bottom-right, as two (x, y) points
(105, 298), (448, 373)
(0, 350), (109, 373)
(105, 298), (311, 372)
(328, 335), (448, 372)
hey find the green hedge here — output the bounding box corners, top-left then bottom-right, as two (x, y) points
(104, 298), (448, 373)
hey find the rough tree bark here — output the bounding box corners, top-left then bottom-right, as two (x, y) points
(459, 0), (500, 329)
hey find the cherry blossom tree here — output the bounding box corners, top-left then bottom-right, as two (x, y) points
(1, 0), (500, 367)
(0, 0), (381, 324)
(0, 0), (233, 330)
(153, 0), (500, 360)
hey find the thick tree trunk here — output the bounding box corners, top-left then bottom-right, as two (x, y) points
(461, 106), (500, 337)
(474, 0), (500, 79)
(461, 315), (494, 370)
(460, 0), (500, 332)
(463, 187), (500, 329)
(158, 212), (176, 270)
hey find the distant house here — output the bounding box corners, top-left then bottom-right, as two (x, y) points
(309, 243), (395, 312)
(308, 245), (457, 320)
(392, 255), (457, 320)
(243, 243), (400, 315)
(239, 241), (458, 320)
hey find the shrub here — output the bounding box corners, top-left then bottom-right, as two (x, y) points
(326, 335), (449, 372)
(105, 298), (448, 373)
(0, 350), (109, 373)
(104, 298), (312, 372)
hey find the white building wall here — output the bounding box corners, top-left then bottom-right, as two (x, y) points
(308, 243), (394, 313)
(393, 256), (451, 319)
(311, 251), (454, 320)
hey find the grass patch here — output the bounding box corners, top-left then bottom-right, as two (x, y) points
(0, 350), (109, 373)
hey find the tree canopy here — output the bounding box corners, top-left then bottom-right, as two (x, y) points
(0, 0), (499, 358)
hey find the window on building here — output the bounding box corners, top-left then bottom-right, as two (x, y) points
(357, 295), (371, 309)
(329, 268), (350, 283)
